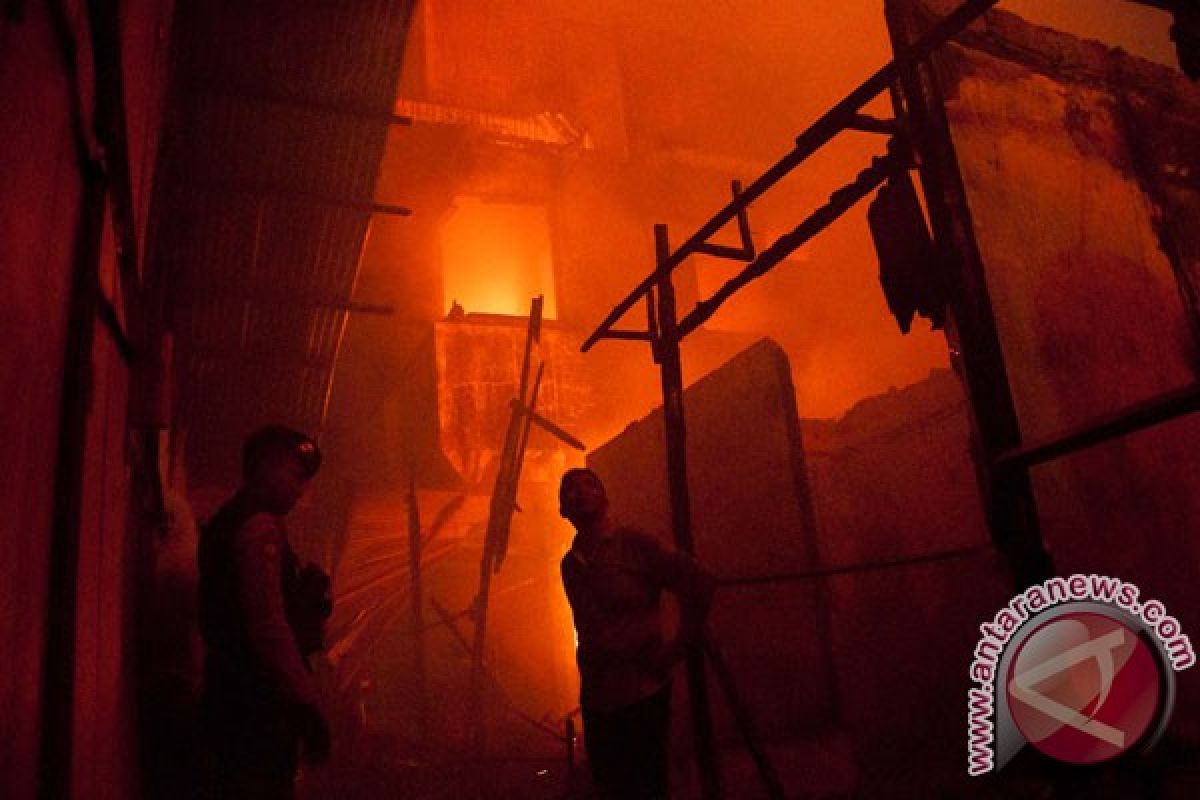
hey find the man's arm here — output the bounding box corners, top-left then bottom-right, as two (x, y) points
(636, 534), (717, 659)
(235, 514), (319, 708)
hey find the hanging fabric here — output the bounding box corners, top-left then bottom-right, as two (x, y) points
(867, 170), (947, 334)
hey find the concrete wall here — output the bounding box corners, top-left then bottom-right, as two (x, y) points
(587, 339), (847, 793)
(587, 341), (1012, 796)
(921, 3), (1200, 743)
(804, 369), (1010, 795)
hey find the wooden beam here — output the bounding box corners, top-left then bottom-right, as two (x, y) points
(187, 82), (415, 127)
(193, 180), (412, 216)
(655, 225), (723, 800)
(679, 151), (904, 337)
(184, 286), (395, 315)
(581, 0), (1002, 352)
(993, 384), (1200, 471)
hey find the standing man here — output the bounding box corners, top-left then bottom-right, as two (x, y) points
(558, 468), (715, 800)
(198, 425), (333, 799)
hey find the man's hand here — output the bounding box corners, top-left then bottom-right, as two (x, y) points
(291, 563), (333, 655)
(298, 563), (334, 619)
(296, 703), (331, 764)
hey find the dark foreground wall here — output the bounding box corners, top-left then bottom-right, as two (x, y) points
(0, 5), (81, 793)
(1, 2), (172, 798)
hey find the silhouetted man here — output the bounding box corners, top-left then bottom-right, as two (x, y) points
(198, 425), (332, 799)
(559, 468), (715, 800)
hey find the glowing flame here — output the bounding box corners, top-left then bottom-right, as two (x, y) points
(439, 196), (557, 318)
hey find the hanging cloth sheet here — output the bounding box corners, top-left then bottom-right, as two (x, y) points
(868, 171), (948, 334)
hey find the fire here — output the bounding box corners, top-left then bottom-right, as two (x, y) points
(439, 196), (558, 319)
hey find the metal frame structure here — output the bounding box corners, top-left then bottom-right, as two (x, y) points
(582, 3), (1006, 795)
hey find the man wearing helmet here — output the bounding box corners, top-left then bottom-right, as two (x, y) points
(198, 425), (332, 799)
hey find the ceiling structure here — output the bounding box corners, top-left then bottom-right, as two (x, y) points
(152, 0), (416, 484)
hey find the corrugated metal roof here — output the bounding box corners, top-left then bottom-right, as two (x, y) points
(153, 0), (416, 483)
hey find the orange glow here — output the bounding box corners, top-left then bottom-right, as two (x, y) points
(439, 196), (557, 319)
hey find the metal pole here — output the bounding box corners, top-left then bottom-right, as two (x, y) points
(468, 535), (495, 759)
(655, 225), (722, 799)
(565, 714), (577, 769)
(703, 638), (785, 800)
(406, 474), (428, 744)
(468, 298), (543, 758)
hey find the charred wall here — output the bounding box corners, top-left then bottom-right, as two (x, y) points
(901, 0), (1200, 743)
(586, 339), (1014, 795)
(803, 369), (1009, 794)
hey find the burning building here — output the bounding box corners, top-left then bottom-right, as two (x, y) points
(2, 1), (1198, 799)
